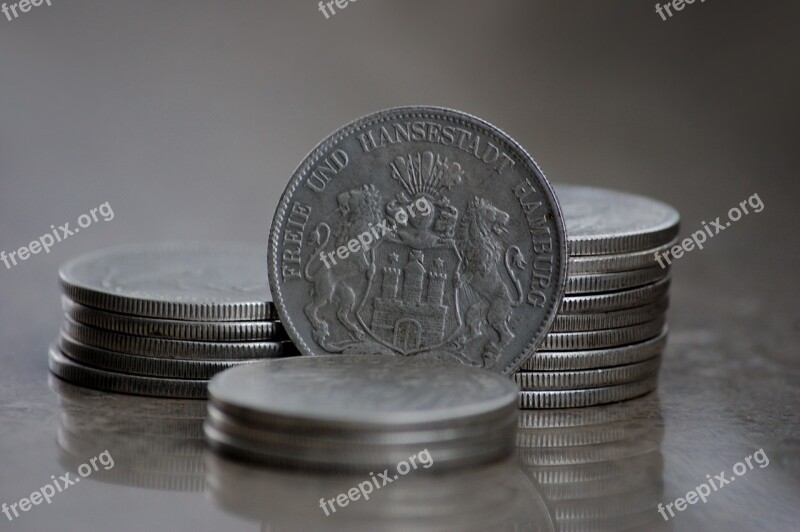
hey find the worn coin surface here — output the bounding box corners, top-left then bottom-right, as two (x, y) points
(556, 185), (680, 256)
(62, 318), (293, 360)
(518, 376), (658, 409)
(209, 355), (519, 430)
(269, 107), (567, 374)
(564, 266), (669, 295)
(559, 278), (670, 313)
(567, 240), (676, 274)
(540, 317), (665, 351)
(59, 334), (252, 379)
(59, 242), (277, 321)
(520, 328), (667, 371)
(48, 344), (209, 399)
(513, 357), (661, 391)
(63, 299), (285, 342)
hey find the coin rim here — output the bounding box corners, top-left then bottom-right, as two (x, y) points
(268, 106), (568, 375)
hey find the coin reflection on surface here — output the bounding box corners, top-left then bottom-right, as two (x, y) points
(517, 392), (668, 531)
(205, 453), (555, 531)
(50, 376), (207, 492)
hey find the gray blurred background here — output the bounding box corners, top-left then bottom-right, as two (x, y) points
(1, 1), (798, 530)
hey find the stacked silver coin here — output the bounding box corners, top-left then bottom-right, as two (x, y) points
(516, 185), (679, 408)
(49, 242), (296, 399)
(205, 355), (520, 471)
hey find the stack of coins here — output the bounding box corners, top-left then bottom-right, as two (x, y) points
(515, 185), (679, 408)
(205, 355), (520, 471)
(49, 242), (295, 399)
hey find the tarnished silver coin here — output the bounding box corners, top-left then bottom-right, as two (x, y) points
(59, 242), (277, 321)
(209, 355), (519, 430)
(552, 298), (668, 332)
(568, 240), (676, 274)
(559, 277), (670, 314)
(556, 184), (680, 256)
(48, 344), (209, 399)
(59, 334), (253, 379)
(62, 318), (293, 360)
(518, 376), (658, 409)
(63, 299), (285, 342)
(520, 328), (667, 371)
(513, 357), (661, 391)
(268, 107), (567, 375)
(564, 266), (668, 295)
(540, 317), (664, 351)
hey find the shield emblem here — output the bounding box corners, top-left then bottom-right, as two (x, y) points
(357, 239), (462, 355)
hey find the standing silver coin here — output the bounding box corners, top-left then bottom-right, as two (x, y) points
(269, 107), (567, 374)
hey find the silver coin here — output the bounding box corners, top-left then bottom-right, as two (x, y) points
(520, 328), (667, 371)
(206, 402), (518, 448)
(48, 344), (208, 399)
(209, 355), (519, 431)
(62, 298), (285, 342)
(268, 106), (568, 375)
(62, 317), (294, 360)
(551, 298), (668, 332)
(518, 376), (658, 409)
(556, 184), (680, 256)
(513, 357), (661, 391)
(59, 334), (254, 379)
(540, 317), (664, 351)
(564, 266), (668, 295)
(59, 242), (277, 321)
(204, 422), (515, 472)
(567, 240), (676, 274)
(559, 277), (670, 313)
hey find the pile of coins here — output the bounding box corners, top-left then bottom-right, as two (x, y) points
(514, 185), (679, 408)
(49, 243), (294, 399)
(205, 355), (520, 471)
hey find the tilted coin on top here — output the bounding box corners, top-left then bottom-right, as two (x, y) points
(59, 242), (277, 321)
(556, 184), (680, 256)
(269, 107), (567, 374)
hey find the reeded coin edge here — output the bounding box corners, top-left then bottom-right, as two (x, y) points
(518, 376), (658, 409)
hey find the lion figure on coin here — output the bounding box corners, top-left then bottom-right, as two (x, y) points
(304, 184), (384, 348)
(454, 196), (526, 366)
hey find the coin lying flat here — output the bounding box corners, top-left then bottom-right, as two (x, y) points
(63, 299), (285, 342)
(564, 266), (668, 295)
(59, 242), (277, 321)
(268, 106), (568, 375)
(518, 376), (658, 409)
(62, 318), (293, 360)
(556, 185), (680, 256)
(520, 328), (667, 371)
(209, 355), (519, 430)
(551, 298), (667, 332)
(540, 317), (664, 351)
(48, 344), (208, 399)
(559, 278), (670, 314)
(567, 240), (676, 274)
(513, 357), (661, 391)
(59, 334), (252, 379)
(206, 356), (520, 470)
